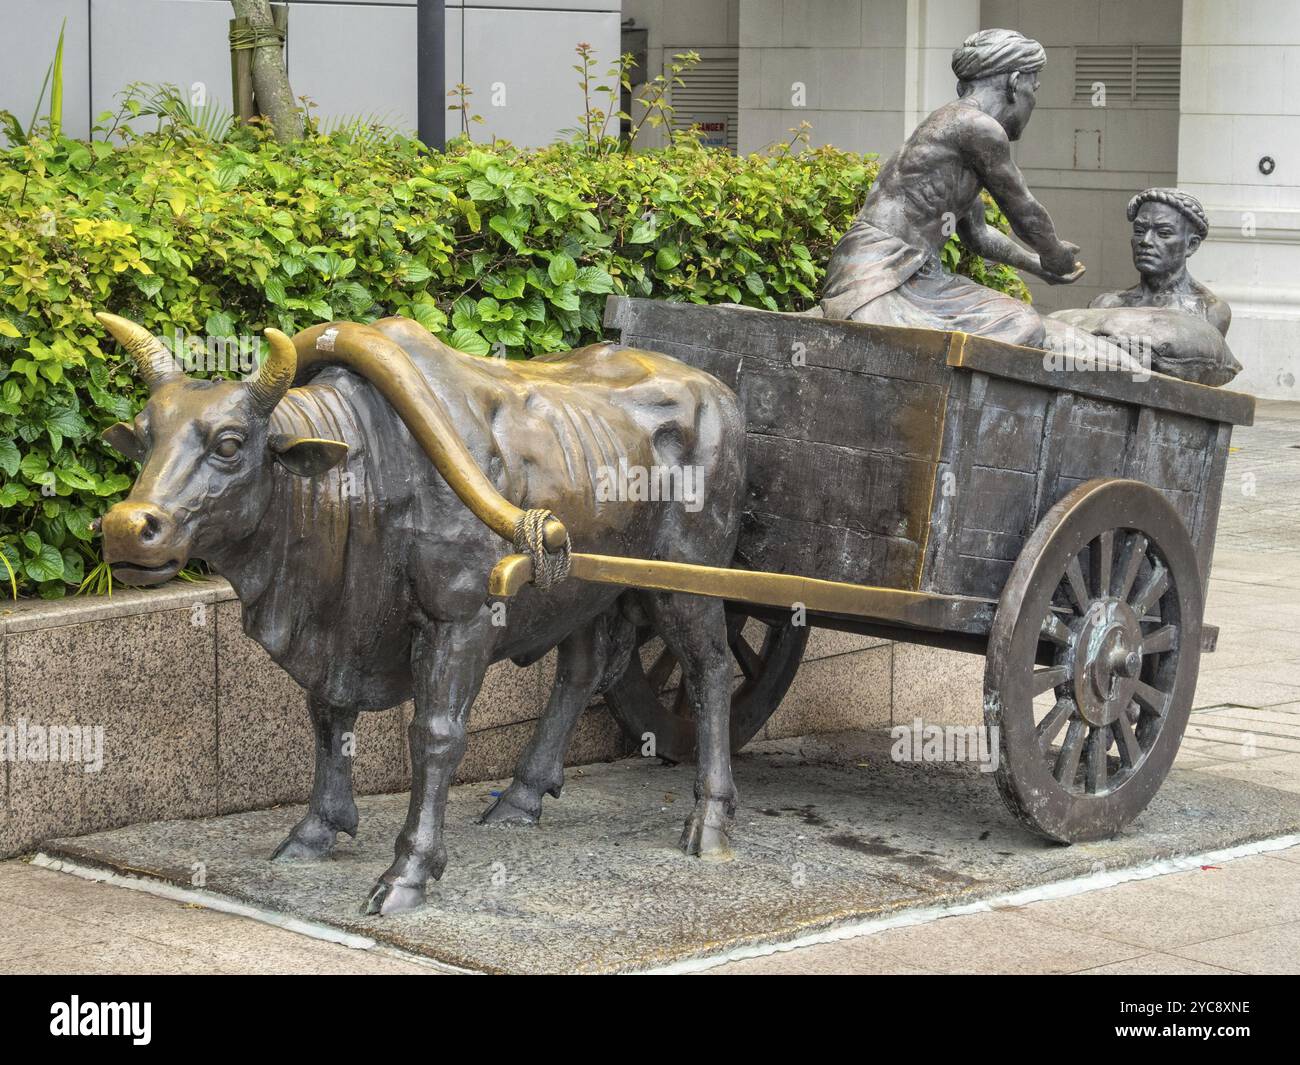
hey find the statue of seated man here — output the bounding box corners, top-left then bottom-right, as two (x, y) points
(820, 28), (1084, 347)
(1049, 188), (1241, 385)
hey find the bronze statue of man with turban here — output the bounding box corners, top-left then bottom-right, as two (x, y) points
(1090, 188), (1229, 329)
(1049, 188), (1241, 385)
(820, 28), (1084, 346)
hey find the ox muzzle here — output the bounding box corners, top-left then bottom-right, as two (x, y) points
(101, 501), (187, 586)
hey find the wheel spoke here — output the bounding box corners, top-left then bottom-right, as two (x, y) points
(1036, 696), (1075, 748)
(1131, 564), (1169, 618)
(1090, 531), (1114, 599)
(1112, 713), (1143, 768)
(1114, 532), (1149, 601)
(730, 631), (762, 680)
(647, 649), (676, 692)
(1054, 720), (1086, 786)
(1133, 680), (1170, 718)
(1031, 664), (1071, 696)
(1140, 624), (1178, 655)
(1041, 613), (1072, 645)
(1085, 726), (1109, 793)
(1064, 556), (1091, 614)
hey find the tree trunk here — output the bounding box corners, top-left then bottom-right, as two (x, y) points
(230, 0), (302, 142)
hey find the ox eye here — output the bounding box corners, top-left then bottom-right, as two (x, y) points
(213, 436), (243, 460)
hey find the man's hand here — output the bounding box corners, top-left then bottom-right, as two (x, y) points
(1042, 261), (1087, 285)
(1040, 240), (1081, 277)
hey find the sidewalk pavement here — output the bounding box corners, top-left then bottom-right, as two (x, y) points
(2, 402), (1298, 975)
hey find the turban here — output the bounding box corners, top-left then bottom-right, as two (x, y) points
(1126, 188), (1209, 238)
(952, 29), (1046, 82)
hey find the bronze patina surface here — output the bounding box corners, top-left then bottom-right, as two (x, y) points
(96, 311), (747, 914)
(821, 29), (1084, 345)
(1050, 188), (1242, 386)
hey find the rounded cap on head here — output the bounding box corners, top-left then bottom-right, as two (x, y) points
(952, 28), (1046, 82)
(1125, 188), (1209, 238)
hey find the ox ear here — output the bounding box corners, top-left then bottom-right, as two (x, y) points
(102, 421), (146, 462)
(269, 433), (349, 477)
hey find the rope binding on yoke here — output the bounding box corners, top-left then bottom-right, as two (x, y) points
(513, 508), (572, 590)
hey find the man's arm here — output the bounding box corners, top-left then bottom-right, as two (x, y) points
(958, 200), (1084, 284)
(962, 114), (1079, 276)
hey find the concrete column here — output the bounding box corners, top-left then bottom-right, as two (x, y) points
(904, 0), (981, 138)
(1178, 0), (1300, 399)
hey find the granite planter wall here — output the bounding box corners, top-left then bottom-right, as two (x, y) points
(0, 579), (985, 858)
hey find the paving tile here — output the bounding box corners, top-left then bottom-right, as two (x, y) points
(1075, 952), (1242, 975)
(1267, 845), (1300, 865)
(5, 935), (215, 975)
(1170, 921), (1300, 975)
(1015, 875), (1280, 950)
(1194, 754), (1300, 795)
(858, 910), (1143, 975)
(134, 914), (434, 975)
(0, 898), (108, 961)
(1191, 670), (1300, 711)
(1152, 855), (1300, 917)
(1184, 721), (1300, 754)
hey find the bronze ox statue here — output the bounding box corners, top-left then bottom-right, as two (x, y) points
(95, 312), (745, 915)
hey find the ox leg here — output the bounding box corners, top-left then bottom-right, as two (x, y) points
(644, 592), (736, 859)
(364, 616), (493, 916)
(271, 697), (359, 862)
(479, 621), (608, 826)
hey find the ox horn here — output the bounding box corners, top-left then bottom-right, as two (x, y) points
(95, 312), (183, 392)
(248, 328), (297, 415)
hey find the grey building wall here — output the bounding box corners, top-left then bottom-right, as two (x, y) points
(982, 0), (1183, 314)
(0, 0), (620, 147)
(1177, 0), (1300, 400)
(621, 0), (740, 150)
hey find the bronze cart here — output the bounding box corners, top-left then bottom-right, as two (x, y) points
(492, 297), (1255, 844)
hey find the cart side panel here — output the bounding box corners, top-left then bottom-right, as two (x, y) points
(924, 373), (1053, 598)
(608, 298), (953, 588)
(922, 377), (1227, 601)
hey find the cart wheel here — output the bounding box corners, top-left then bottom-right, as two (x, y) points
(985, 479), (1203, 843)
(604, 607), (809, 763)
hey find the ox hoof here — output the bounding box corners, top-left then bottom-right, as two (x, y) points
(363, 879), (426, 916)
(478, 785), (543, 826)
(270, 815), (340, 862)
(679, 804), (734, 861)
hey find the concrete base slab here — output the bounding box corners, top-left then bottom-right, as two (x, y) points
(39, 732), (1300, 974)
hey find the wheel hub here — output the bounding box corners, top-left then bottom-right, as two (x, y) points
(1071, 598), (1142, 727)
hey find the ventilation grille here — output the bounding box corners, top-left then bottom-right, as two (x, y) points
(669, 52), (739, 152)
(1074, 45), (1180, 102)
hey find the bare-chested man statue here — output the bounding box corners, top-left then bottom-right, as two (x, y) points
(821, 28), (1082, 346)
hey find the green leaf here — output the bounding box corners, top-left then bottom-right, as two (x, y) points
(575, 266), (615, 294)
(0, 439), (18, 477)
(24, 543), (64, 583)
(448, 328), (491, 356)
(548, 253), (577, 286)
(400, 261), (434, 284)
(19, 452), (47, 480)
(628, 219), (657, 244)
(655, 246), (682, 271)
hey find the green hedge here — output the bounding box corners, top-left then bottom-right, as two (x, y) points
(0, 124), (1030, 598)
